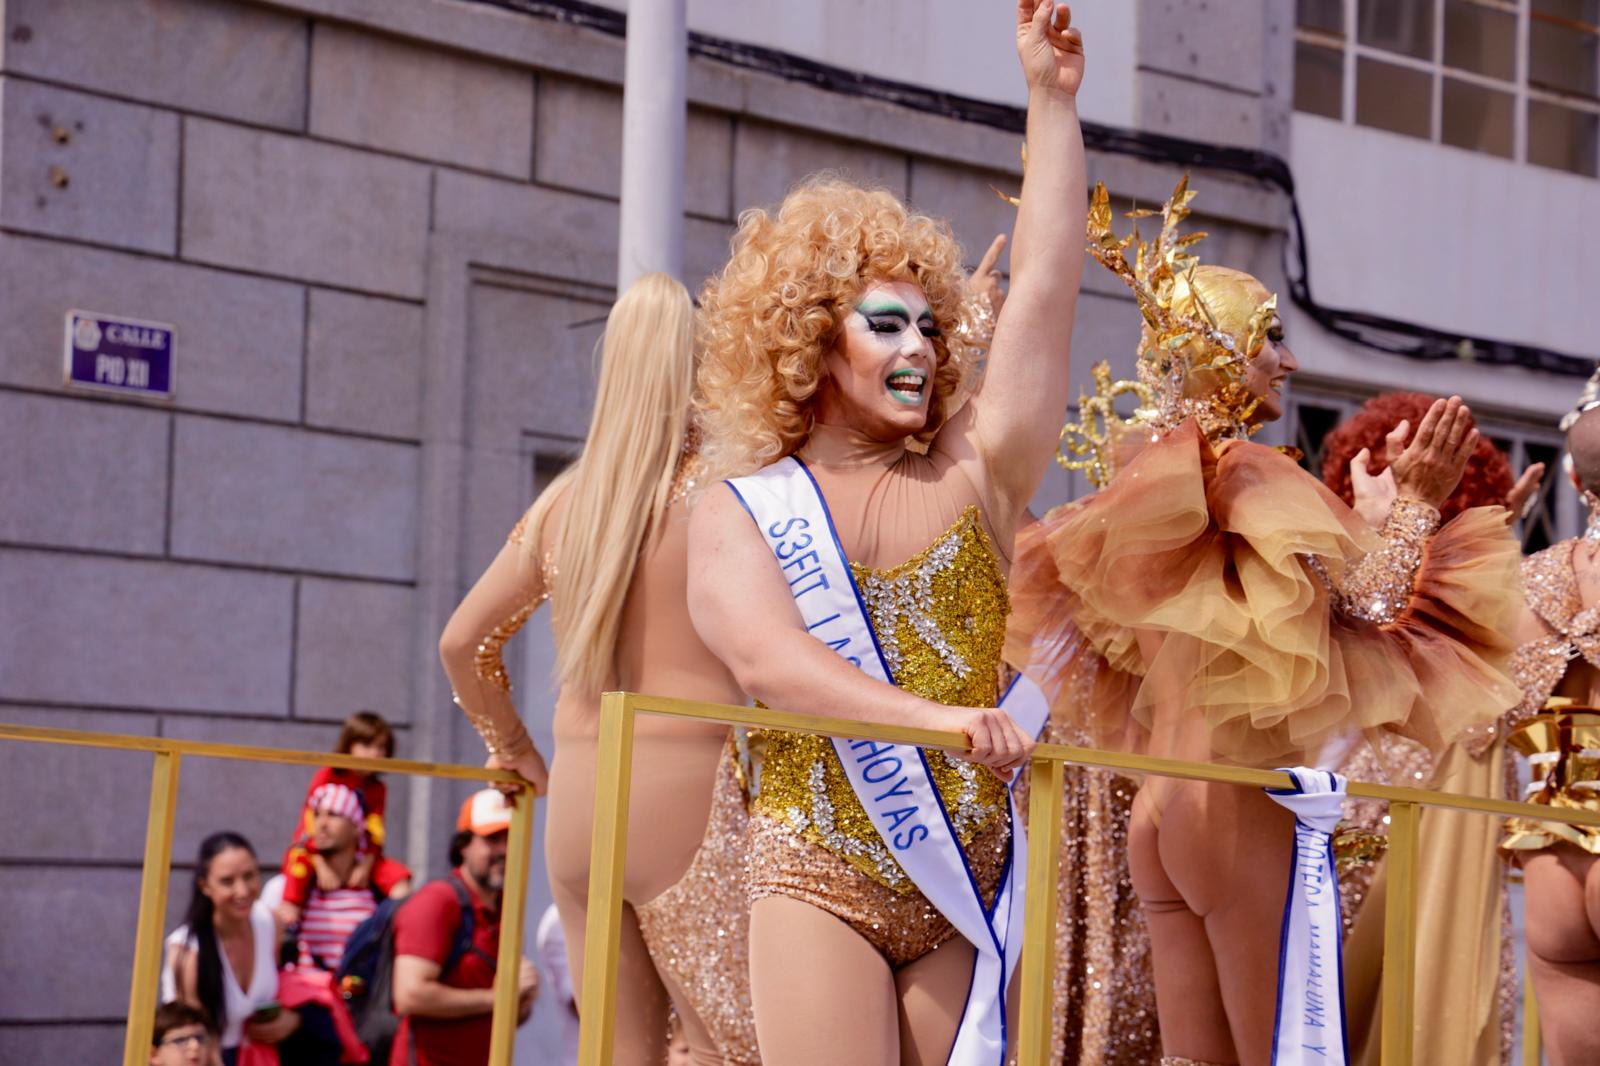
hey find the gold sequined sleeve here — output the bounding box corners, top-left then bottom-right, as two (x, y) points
(439, 516), (550, 761)
(1312, 496), (1442, 626)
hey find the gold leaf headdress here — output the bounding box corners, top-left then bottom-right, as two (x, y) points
(1088, 176), (1278, 445)
(1056, 362), (1155, 488)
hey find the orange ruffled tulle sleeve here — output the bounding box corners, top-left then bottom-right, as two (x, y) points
(1006, 421), (1522, 768)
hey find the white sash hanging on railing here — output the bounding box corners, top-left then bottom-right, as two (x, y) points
(727, 456), (1042, 1066)
(1264, 766), (1349, 1066)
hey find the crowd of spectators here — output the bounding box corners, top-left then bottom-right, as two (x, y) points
(155, 710), (540, 1066)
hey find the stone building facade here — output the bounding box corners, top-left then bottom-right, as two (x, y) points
(0, 0), (1369, 1058)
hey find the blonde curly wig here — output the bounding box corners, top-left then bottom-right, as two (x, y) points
(695, 175), (976, 481)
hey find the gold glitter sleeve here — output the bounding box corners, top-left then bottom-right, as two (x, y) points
(1313, 496), (1442, 626)
(441, 521), (551, 761)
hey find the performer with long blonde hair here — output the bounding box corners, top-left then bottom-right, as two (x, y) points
(440, 273), (758, 1066)
(1006, 180), (1521, 1066)
(686, 4), (1086, 1062)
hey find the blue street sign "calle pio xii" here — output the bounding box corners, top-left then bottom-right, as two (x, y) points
(63, 309), (175, 399)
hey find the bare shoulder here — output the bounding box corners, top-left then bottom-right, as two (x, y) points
(687, 481), (749, 538)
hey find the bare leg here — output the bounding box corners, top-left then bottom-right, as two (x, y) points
(1523, 845), (1600, 1066)
(749, 895), (899, 1066)
(895, 937), (976, 1066)
(555, 880), (672, 1066)
(1131, 783), (1295, 1066)
(1129, 787), (1236, 1065)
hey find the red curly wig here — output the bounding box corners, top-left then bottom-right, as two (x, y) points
(1320, 391), (1513, 520)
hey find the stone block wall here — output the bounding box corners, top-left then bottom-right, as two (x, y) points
(0, 0), (1286, 1057)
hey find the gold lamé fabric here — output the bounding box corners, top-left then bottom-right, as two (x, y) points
(1503, 710), (1600, 853)
(635, 739), (761, 1066)
(1006, 420), (1522, 769)
(748, 505), (1012, 962)
(1499, 540), (1600, 853)
(1340, 740), (1516, 1066)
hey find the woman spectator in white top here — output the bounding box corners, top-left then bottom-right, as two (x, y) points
(165, 831), (291, 1066)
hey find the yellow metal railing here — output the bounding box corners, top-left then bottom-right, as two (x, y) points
(579, 692), (1600, 1066)
(0, 723), (534, 1066)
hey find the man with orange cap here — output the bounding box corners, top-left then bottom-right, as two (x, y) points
(389, 789), (538, 1065)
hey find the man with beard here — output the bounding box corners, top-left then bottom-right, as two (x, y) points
(390, 789), (538, 1065)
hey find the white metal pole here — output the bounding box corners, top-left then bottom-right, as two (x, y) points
(617, 0), (687, 289)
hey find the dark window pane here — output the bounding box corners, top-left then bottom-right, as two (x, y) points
(1532, 0), (1599, 22)
(1521, 440), (1563, 553)
(1441, 78), (1514, 156)
(1359, 0), (1435, 60)
(1530, 11), (1600, 98)
(1293, 404), (1346, 475)
(1296, 42), (1345, 117)
(1298, 0), (1345, 36)
(1528, 100), (1600, 175)
(1356, 57), (1434, 138)
(1444, 1), (1517, 81)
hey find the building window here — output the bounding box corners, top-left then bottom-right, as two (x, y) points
(1295, 0), (1600, 178)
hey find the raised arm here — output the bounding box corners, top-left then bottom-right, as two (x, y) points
(439, 512), (550, 794)
(686, 485), (1032, 775)
(942, 1), (1087, 518)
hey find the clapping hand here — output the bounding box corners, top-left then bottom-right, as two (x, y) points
(1386, 396), (1478, 510)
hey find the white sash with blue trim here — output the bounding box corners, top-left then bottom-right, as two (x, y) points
(998, 673), (1049, 741)
(1264, 767), (1349, 1066)
(727, 456), (1043, 1065)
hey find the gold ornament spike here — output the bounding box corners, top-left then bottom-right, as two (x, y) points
(1056, 361), (1157, 488)
(989, 142), (1027, 207)
(1082, 175), (1280, 445)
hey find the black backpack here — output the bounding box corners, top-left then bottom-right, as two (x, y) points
(336, 878), (496, 1063)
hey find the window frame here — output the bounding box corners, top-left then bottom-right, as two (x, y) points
(1294, 0), (1600, 177)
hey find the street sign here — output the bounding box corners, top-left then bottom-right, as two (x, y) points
(62, 309), (174, 399)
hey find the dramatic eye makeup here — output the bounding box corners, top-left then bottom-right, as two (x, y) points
(1266, 319), (1285, 344)
(856, 300), (942, 338)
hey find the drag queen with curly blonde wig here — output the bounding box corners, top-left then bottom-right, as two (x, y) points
(1006, 180), (1522, 1066)
(687, 4), (1086, 1063)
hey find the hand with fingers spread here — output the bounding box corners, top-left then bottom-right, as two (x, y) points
(1386, 395), (1480, 509)
(950, 705), (1035, 783)
(1507, 462), (1547, 521)
(1018, 0), (1085, 97)
(971, 233), (1009, 317)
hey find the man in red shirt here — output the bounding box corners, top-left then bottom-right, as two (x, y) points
(390, 790), (538, 1065)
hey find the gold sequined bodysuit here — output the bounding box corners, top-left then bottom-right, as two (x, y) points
(746, 427), (1013, 967)
(1502, 540), (1600, 854)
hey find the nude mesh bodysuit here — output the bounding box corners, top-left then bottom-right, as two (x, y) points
(448, 474), (760, 1066)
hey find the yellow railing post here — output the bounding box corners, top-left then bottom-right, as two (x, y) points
(1018, 757), (1065, 1066)
(577, 692), (638, 1065)
(1380, 800), (1421, 1066)
(1523, 967), (1542, 1066)
(122, 749), (182, 1066)
(488, 786), (537, 1066)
